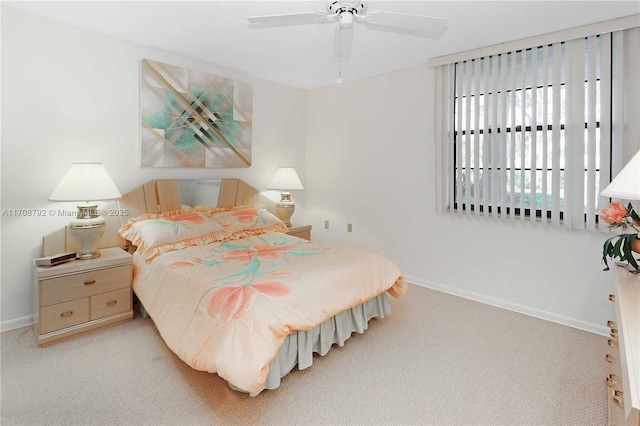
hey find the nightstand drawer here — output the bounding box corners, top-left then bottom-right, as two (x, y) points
(40, 265), (131, 306)
(33, 247), (133, 346)
(91, 288), (131, 320)
(40, 298), (89, 334)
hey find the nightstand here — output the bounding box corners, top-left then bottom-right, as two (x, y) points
(286, 224), (312, 241)
(33, 247), (133, 347)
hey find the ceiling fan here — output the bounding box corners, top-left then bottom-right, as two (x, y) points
(247, 1), (448, 36)
(247, 1), (448, 83)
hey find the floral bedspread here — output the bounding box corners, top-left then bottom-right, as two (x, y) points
(132, 232), (406, 393)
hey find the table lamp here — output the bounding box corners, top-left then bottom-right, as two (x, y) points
(268, 167), (304, 227)
(49, 163), (122, 259)
(600, 150), (640, 200)
(601, 149), (640, 255)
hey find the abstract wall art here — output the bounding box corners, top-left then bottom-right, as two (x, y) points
(140, 59), (253, 168)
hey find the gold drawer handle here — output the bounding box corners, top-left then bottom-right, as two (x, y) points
(106, 300), (118, 307)
(606, 374), (618, 388)
(605, 354), (615, 364)
(60, 310), (73, 318)
(84, 279), (96, 286)
(607, 320), (617, 329)
(610, 329), (618, 339)
(608, 339), (617, 349)
(609, 294), (615, 302)
(613, 395), (624, 409)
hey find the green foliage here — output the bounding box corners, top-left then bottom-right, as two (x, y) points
(601, 202), (640, 274)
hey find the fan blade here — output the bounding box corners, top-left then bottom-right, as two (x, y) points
(247, 11), (329, 27)
(364, 10), (448, 38)
(333, 26), (354, 63)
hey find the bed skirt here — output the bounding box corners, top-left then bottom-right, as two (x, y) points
(138, 292), (391, 396)
(233, 292), (391, 396)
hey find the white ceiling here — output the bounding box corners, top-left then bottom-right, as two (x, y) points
(4, 1), (640, 90)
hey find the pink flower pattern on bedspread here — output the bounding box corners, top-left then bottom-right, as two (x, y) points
(208, 282), (290, 324)
(168, 235), (319, 325)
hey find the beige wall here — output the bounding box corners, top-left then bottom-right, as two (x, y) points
(0, 6), (306, 328)
(304, 66), (613, 335)
(1, 5), (618, 335)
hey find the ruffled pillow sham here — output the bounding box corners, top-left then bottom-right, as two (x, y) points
(210, 205), (289, 238)
(118, 208), (231, 260)
(120, 205), (289, 260)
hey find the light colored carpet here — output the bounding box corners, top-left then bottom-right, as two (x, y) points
(1, 285), (607, 425)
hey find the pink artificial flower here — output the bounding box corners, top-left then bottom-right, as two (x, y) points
(600, 202), (627, 225)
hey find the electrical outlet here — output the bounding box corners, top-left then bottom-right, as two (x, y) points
(324, 220), (329, 229)
(347, 223), (352, 232)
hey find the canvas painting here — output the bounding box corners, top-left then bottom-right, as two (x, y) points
(140, 59), (252, 168)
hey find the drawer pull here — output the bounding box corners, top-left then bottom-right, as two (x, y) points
(60, 310), (73, 318)
(613, 395), (624, 409)
(106, 300), (118, 307)
(606, 374), (618, 388)
(614, 390), (624, 398)
(610, 329), (618, 339)
(607, 320), (617, 329)
(608, 339), (617, 349)
(84, 279), (96, 286)
(609, 294), (615, 302)
(605, 354), (615, 364)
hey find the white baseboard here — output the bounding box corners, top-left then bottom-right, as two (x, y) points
(405, 275), (609, 337)
(1, 315), (33, 333)
(1, 280), (608, 336)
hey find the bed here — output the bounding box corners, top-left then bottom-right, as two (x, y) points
(43, 179), (406, 395)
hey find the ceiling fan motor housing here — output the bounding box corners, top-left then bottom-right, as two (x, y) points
(328, 1), (367, 28)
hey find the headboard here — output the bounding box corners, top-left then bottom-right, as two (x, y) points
(42, 178), (273, 256)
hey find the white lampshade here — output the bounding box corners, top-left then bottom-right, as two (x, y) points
(268, 167), (304, 191)
(601, 150), (640, 200)
(49, 163), (121, 260)
(49, 163), (121, 202)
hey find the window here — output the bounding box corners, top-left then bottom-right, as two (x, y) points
(433, 23), (639, 230)
(454, 39), (604, 222)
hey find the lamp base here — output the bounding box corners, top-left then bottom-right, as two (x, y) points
(68, 204), (106, 260)
(275, 202), (295, 228)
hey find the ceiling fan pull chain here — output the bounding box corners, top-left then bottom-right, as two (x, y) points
(337, 27), (343, 84)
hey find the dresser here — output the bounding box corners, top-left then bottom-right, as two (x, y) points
(33, 247), (133, 347)
(607, 265), (640, 425)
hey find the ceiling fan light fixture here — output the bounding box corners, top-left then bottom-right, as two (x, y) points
(338, 12), (354, 29)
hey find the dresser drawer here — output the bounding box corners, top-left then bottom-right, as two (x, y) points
(40, 298), (89, 334)
(90, 288), (131, 320)
(40, 265), (131, 306)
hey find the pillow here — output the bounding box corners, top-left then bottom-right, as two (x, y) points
(210, 206), (289, 239)
(119, 208), (231, 260)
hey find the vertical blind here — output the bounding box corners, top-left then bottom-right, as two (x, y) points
(434, 25), (639, 230)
